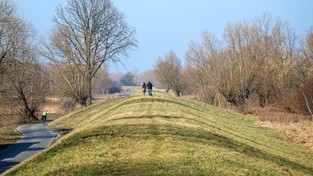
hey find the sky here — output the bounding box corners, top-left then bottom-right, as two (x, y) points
(14, 0), (313, 73)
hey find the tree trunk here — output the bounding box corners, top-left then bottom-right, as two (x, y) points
(302, 92), (313, 119)
(174, 89), (181, 97)
(165, 86), (170, 93)
(19, 86), (39, 121)
(87, 74), (92, 105)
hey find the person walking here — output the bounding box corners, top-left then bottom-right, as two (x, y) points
(147, 81), (153, 96)
(142, 82), (147, 96)
(42, 111), (47, 122)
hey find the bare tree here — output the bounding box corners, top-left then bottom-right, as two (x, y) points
(92, 65), (111, 94)
(185, 13), (301, 109)
(41, 0), (137, 105)
(154, 51), (183, 96)
(49, 62), (89, 104)
(0, 0), (47, 120)
(302, 92), (313, 119)
(3, 60), (48, 120)
(297, 28), (313, 116)
(185, 32), (221, 104)
(136, 69), (161, 88)
(0, 0), (16, 87)
(298, 27), (313, 79)
(219, 21), (267, 106)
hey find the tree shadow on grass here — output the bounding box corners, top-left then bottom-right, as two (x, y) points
(9, 123), (313, 175)
(109, 115), (181, 121)
(102, 97), (207, 118)
(42, 159), (215, 176)
(77, 124), (313, 175)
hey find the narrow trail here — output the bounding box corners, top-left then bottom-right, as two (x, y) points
(0, 121), (57, 174)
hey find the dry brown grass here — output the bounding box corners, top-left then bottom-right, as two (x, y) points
(253, 106), (310, 123)
(242, 103), (313, 150)
(0, 114), (22, 151)
(227, 97), (311, 122)
(0, 114), (20, 127)
(184, 95), (313, 150)
(42, 94), (119, 114)
(260, 121), (313, 150)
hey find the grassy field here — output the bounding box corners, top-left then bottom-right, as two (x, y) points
(4, 91), (313, 175)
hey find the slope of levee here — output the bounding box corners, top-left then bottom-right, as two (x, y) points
(4, 91), (313, 176)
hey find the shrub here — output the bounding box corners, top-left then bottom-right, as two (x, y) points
(61, 98), (76, 113)
(298, 76), (313, 118)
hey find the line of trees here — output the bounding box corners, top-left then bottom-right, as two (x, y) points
(0, 0), (48, 120)
(2, 0), (312, 119)
(154, 14), (313, 116)
(0, 0), (137, 120)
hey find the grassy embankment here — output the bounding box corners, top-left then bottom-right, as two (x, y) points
(4, 91), (313, 175)
(0, 114), (21, 151)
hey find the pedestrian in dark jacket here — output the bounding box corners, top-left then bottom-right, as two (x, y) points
(142, 82), (147, 96)
(147, 81), (153, 96)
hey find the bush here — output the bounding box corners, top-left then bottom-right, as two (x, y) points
(108, 81), (121, 93)
(61, 98), (76, 113)
(298, 77), (313, 117)
(108, 86), (121, 94)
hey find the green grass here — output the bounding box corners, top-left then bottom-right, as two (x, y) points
(4, 91), (313, 175)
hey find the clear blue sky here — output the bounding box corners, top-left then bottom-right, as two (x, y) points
(15, 0), (313, 73)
